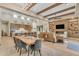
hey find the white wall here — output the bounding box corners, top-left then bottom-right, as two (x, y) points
(36, 20), (49, 32)
(0, 8), (2, 42)
(1, 23), (8, 34)
(76, 3), (79, 16)
(0, 21), (1, 37)
(0, 21), (10, 36)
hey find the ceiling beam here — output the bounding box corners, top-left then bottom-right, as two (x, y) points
(36, 3), (62, 15)
(49, 12), (75, 19)
(24, 3), (30, 9)
(26, 3), (36, 11)
(44, 6), (75, 17)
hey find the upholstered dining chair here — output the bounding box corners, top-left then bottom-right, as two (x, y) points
(30, 40), (41, 56)
(13, 33), (22, 50)
(13, 33), (27, 55)
(16, 40), (27, 55)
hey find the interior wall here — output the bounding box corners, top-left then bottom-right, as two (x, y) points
(49, 17), (79, 38)
(0, 20), (1, 41)
(49, 19), (67, 32)
(43, 22), (49, 32)
(1, 23), (8, 33)
(0, 8), (1, 38)
(68, 18), (79, 38)
(76, 3), (79, 16)
(1, 21), (9, 36)
(36, 21), (49, 32)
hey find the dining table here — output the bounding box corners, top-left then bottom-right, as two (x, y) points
(14, 35), (36, 55)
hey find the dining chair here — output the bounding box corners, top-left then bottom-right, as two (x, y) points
(13, 33), (21, 50)
(16, 39), (27, 55)
(13, 37), (17, 50)
(30, 40), (41, 56)
(13, 33), (27, 55)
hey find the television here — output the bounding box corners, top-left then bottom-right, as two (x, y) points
(56, 24), (64, 29)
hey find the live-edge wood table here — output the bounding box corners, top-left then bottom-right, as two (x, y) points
(14, 35), (36, 56)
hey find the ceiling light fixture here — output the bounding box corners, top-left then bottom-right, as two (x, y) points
(21, 16), (25, 19)
(13, 14), (18, 18)
(27, 18), (30, 21)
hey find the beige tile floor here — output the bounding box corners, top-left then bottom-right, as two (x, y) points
(0, 36), (79, 56)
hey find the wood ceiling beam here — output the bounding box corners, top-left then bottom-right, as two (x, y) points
(44, 6), (75, 17)
(26, 3), (36, 11)
(36, 3), (62, 15)
(49, 12), (75, 19)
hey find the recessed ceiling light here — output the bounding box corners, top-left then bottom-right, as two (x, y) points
(27, 18), (30, 20)
(21, 16), (24, 19)
(13, 14), (18, 18)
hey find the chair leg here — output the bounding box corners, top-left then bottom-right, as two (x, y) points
(24, 47), (27, 52)
(16, 46), (17, 50)
(39, 50), (41, 56)
(34, 50), (35, 56)
(31, 49), (33, 54)
(13, 42), (17, 50)
(28, 46), (29, 56)
(17, 48), (19, 52)
(15, 45), (17, 50)
(19, 49), (22, 56)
